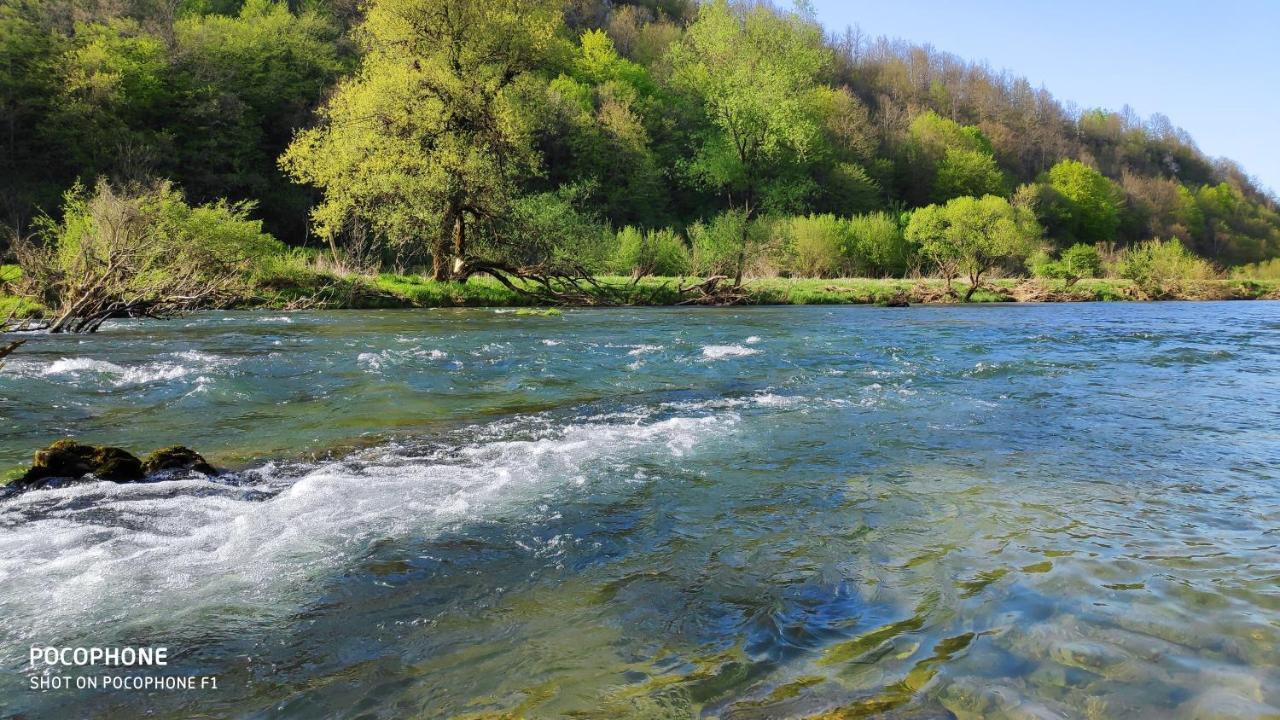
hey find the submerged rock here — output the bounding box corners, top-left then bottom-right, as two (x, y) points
(3, 440), (216, 496)
(1179, 688), (1280, 720)
(143, 446), (216, 475)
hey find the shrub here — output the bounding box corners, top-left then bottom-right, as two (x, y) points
(18, 179), (282, 332)
(847, 211), (914, 277)
(1116, 238), (1218, 293)
(503, 187), (611, 272)
(1030, 243), (1103, 283)
(1230, 258), (1280, 281)
(610, 226), (690, 277)
(785, 214), (847, 278)
(690, 211), (747, 277)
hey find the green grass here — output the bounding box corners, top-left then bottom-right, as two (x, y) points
(0, 264), (44, 319)
(267, 273), (1279, 309)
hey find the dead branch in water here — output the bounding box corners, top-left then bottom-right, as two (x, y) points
(0, 339), (24, 368)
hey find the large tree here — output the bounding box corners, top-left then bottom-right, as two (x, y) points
(1044, 159), (1122, 244)
(280, 0), (561, 279)
(668, 0), (826, 284)
(906, 194), (1040, 301)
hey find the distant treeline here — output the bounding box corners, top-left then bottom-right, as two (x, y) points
(3, 0), (1278, 277)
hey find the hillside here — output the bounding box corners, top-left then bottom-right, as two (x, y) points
(1, 0), (1277, 279)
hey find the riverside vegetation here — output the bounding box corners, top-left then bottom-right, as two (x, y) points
(2, 0), (1280, 331)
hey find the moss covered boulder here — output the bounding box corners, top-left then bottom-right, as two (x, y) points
(142, 446), (216, 475)
(3, 440), (217, 496)
(9, 439), (144, 490)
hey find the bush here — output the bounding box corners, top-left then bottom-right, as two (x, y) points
(1230, 258), (1280, 281)
(19, 179), (282, 332)
(610, 226), (690, 277)
(784, 214), (847, 278)
(689, 211), (747, 277)
(1116, 238), (1218, 293)
(1030, 243), (1103, 282)
(847, 211), (914, 277)
(502, 187), (611, 272)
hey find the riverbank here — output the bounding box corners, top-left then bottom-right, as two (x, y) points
(4, 263), (1278, 316)
(221, 273), (1280, 308)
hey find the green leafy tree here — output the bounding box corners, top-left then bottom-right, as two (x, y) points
(668, 0), (826, 283)
(47, 19), (170, 179)
(1045, 159), (1122, 243)
(173, 0), (345, 236)
(903, 111), (1005, 204)
(280, 0), (562, 279)
(539, 30), (667, 226)
(905, 194), (1040, 300)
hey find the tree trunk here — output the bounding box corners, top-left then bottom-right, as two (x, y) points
(964, 271), (982, 302)
(451, 212), (466, 279)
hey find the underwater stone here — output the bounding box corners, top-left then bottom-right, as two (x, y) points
(1179, 688), (1280, 720)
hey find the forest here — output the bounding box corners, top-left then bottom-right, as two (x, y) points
(3, 0), (1280, 328)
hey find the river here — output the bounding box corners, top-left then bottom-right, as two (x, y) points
(2, 304), (1278, 718)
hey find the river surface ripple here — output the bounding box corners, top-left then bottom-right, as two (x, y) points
(1, 304), (1278, 718)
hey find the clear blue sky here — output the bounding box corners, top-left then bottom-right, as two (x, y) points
(809, 0), (1280, 195)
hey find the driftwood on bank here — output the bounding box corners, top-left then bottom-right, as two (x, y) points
(677, 275), (749, 305)
(457, 261), (753, 308)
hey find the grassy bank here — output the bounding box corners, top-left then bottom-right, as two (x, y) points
(316, 274), (1280, 309)
(4, 265), (1278, 319)
(0, 265), (43, 319)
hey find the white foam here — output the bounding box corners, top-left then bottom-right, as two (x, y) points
(36, 351), (227, 387)
(0, 408), (739, 647)
(358, 348), (448, 372)
(701, 344), (760, 360)
(628, 344), (663, 356)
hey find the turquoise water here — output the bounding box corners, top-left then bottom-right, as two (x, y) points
(2, 304), (1279, 718)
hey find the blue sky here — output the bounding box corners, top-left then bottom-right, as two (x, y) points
(808, 0), (1280, 195)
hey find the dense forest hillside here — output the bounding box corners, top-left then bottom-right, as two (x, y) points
(2, 0), (1278, 285)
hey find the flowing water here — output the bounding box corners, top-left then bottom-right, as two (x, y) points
(1, 304), (1279, 719)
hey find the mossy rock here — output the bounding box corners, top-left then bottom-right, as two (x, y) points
(16, 439), (144, 489)
(142, 446), (216, 475)
(3, 440), (217, 497)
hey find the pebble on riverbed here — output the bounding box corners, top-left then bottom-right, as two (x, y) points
(3, 439), (216, 495)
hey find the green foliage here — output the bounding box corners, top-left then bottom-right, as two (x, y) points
(848, 212), (915, 277)
(689, 211), (750, 276)
(3, 0), (1279, 288)
(1030, 243), (1103, 281)
(905, 195), (1040, 299)
(22, 180), (280, 330)
(1044, 159), (1123, 243)
(280, 0), (561, 279)
(611, 226), (690, 277)
(1116, 238), (1218, 293)
(783, 214), (847, 278)
(669, 0), (827, 216)
(904, 111), (1005, 204)
(503, 187), (611, 272)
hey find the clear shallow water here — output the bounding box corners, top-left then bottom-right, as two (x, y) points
(2, 304), (1279, 718)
